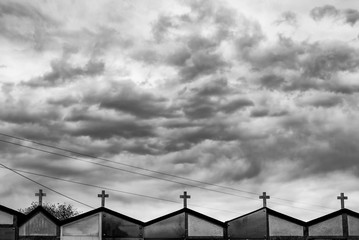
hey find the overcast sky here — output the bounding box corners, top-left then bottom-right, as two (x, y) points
(1, 0), (359, 222)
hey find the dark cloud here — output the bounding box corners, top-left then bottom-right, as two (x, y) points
(182, 95), (218, 119)
(66, 118), (156, 140)
(180, 78), (253, 119)
(235, 21), (265, 56)
(165, 48), (191, 66)
(249, 108), (289, 118)
(240, 35), (301, 71)
(84, 82), (176, 119)
(0, 1), (57, 23)
(192, 78), (229, 96)
(220, 98), (254, 114)
(239, 33), (359, 93)
(149, 0), (236, 82)
(310, 5), (339, 21)
(47, 96), (80, 107)
(162, 119), (197, 129)
(343, 9), (359, 26)
(275, 11), (297, 26)
(310, 5), (359, 26)
(259, 74), (285, 90)
(0, 103), (60, 125)
(25, 59), (105, 87)
(12, 157), (90, 178)
(0, 1), (59, 50)
(152, 15), (177, 42)
(131, 49), (160, 65)
(276, 115), (359, 176)
(187, 36), (217, 51)
(297, 93), (343, 108)
(179, 52), (227, 82)
(302, 42), (359, 79)
(250, 108), (269, 118)
(1, 122), (63, 143)
(176, 123), (240, 145)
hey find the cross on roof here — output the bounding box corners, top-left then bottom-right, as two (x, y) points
(259, 192), (270, 207)
(180, 191), (191, 208)
(337, 193), (348, 209)
(98, 190), (109, 207)
(35, 189), (46, 206)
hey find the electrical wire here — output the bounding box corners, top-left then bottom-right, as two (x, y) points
(0, 166), (240, 214)
(0, 138), (327, 213)
(0, 162), (95, 209)
(0, 132), (335, 211)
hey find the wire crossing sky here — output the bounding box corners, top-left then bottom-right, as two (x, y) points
(1, 0), (359, 221)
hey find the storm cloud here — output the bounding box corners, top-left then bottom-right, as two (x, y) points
(310, 5), (359, 26)
(2, 0), (359, 222)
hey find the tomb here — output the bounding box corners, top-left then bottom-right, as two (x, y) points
(307, 208), (359, 238)
(144, 208), (224, 240)
(227, 207), (305, 240)
(61, 207), (144, 240)
(18, 206), (60, 240)
(0, 205), (22, 240)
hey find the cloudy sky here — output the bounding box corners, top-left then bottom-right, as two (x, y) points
(1, 0), (359, 222)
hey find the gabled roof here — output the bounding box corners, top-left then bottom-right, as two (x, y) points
(307, 208), (359, 226)
(18, 206), (61, 226)
(267, 208), (305, 225)
(225, 207), (305, 226)
(61, 207), (144, 225)
(0, 204), (24, 217)
(145, 207), (225, 227)
(226, 207), (266, 223)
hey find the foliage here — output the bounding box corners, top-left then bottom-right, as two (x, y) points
(18, 202), (81, 220)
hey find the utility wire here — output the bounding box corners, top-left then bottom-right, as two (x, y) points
(0, 162), (95, 209)
(0, 165), (325, 214)
(0, 166), (239, 214)
(0, 138), (327, 213)
(0, 132), (335, 211)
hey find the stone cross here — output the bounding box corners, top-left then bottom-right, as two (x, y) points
(98, 190), (109, 207)
(35, 189), (46, 206)
(180, 191), (191, 208)
(337, 193), (348, 209)
(259, 192), (270, 207)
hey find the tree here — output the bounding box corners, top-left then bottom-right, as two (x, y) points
(18, 202), (81, 220)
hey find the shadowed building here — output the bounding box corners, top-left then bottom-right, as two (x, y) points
(144, 208), (225, 240)
(226, 207), (306, 240)
(0, 205), (23, 240)
(60, 207), (144, 240)
(307, 208), (359, 239)
(18, 206), (61, 240)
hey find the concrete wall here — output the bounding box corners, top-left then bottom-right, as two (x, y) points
(0, 210), (13, 224)
(348, 215), (359, 236)
(62, 213), (100, 240)
(308, 215), (342, 236)
(268, 215), (303, 236)
(102, 212), (143, 239)
(188, 214), (223, 237)
(144, 213), (185, 238)
(228, 209), (267, 239)
(19, 212), (57, 236)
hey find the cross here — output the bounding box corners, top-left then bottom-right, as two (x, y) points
(98, 190), (109, 207)
(259, 192), (270, 207)
(35, 189), (46, 206)
(180, 191), (191, 208)
(337, 193), (348, 209)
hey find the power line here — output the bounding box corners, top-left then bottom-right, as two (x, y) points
(0, 138), (257, 200)
(0, 162), (95, 209)
(0, 138), (327, 213)
(0, 166), (240, 214)
(0, 132), (335, 211)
